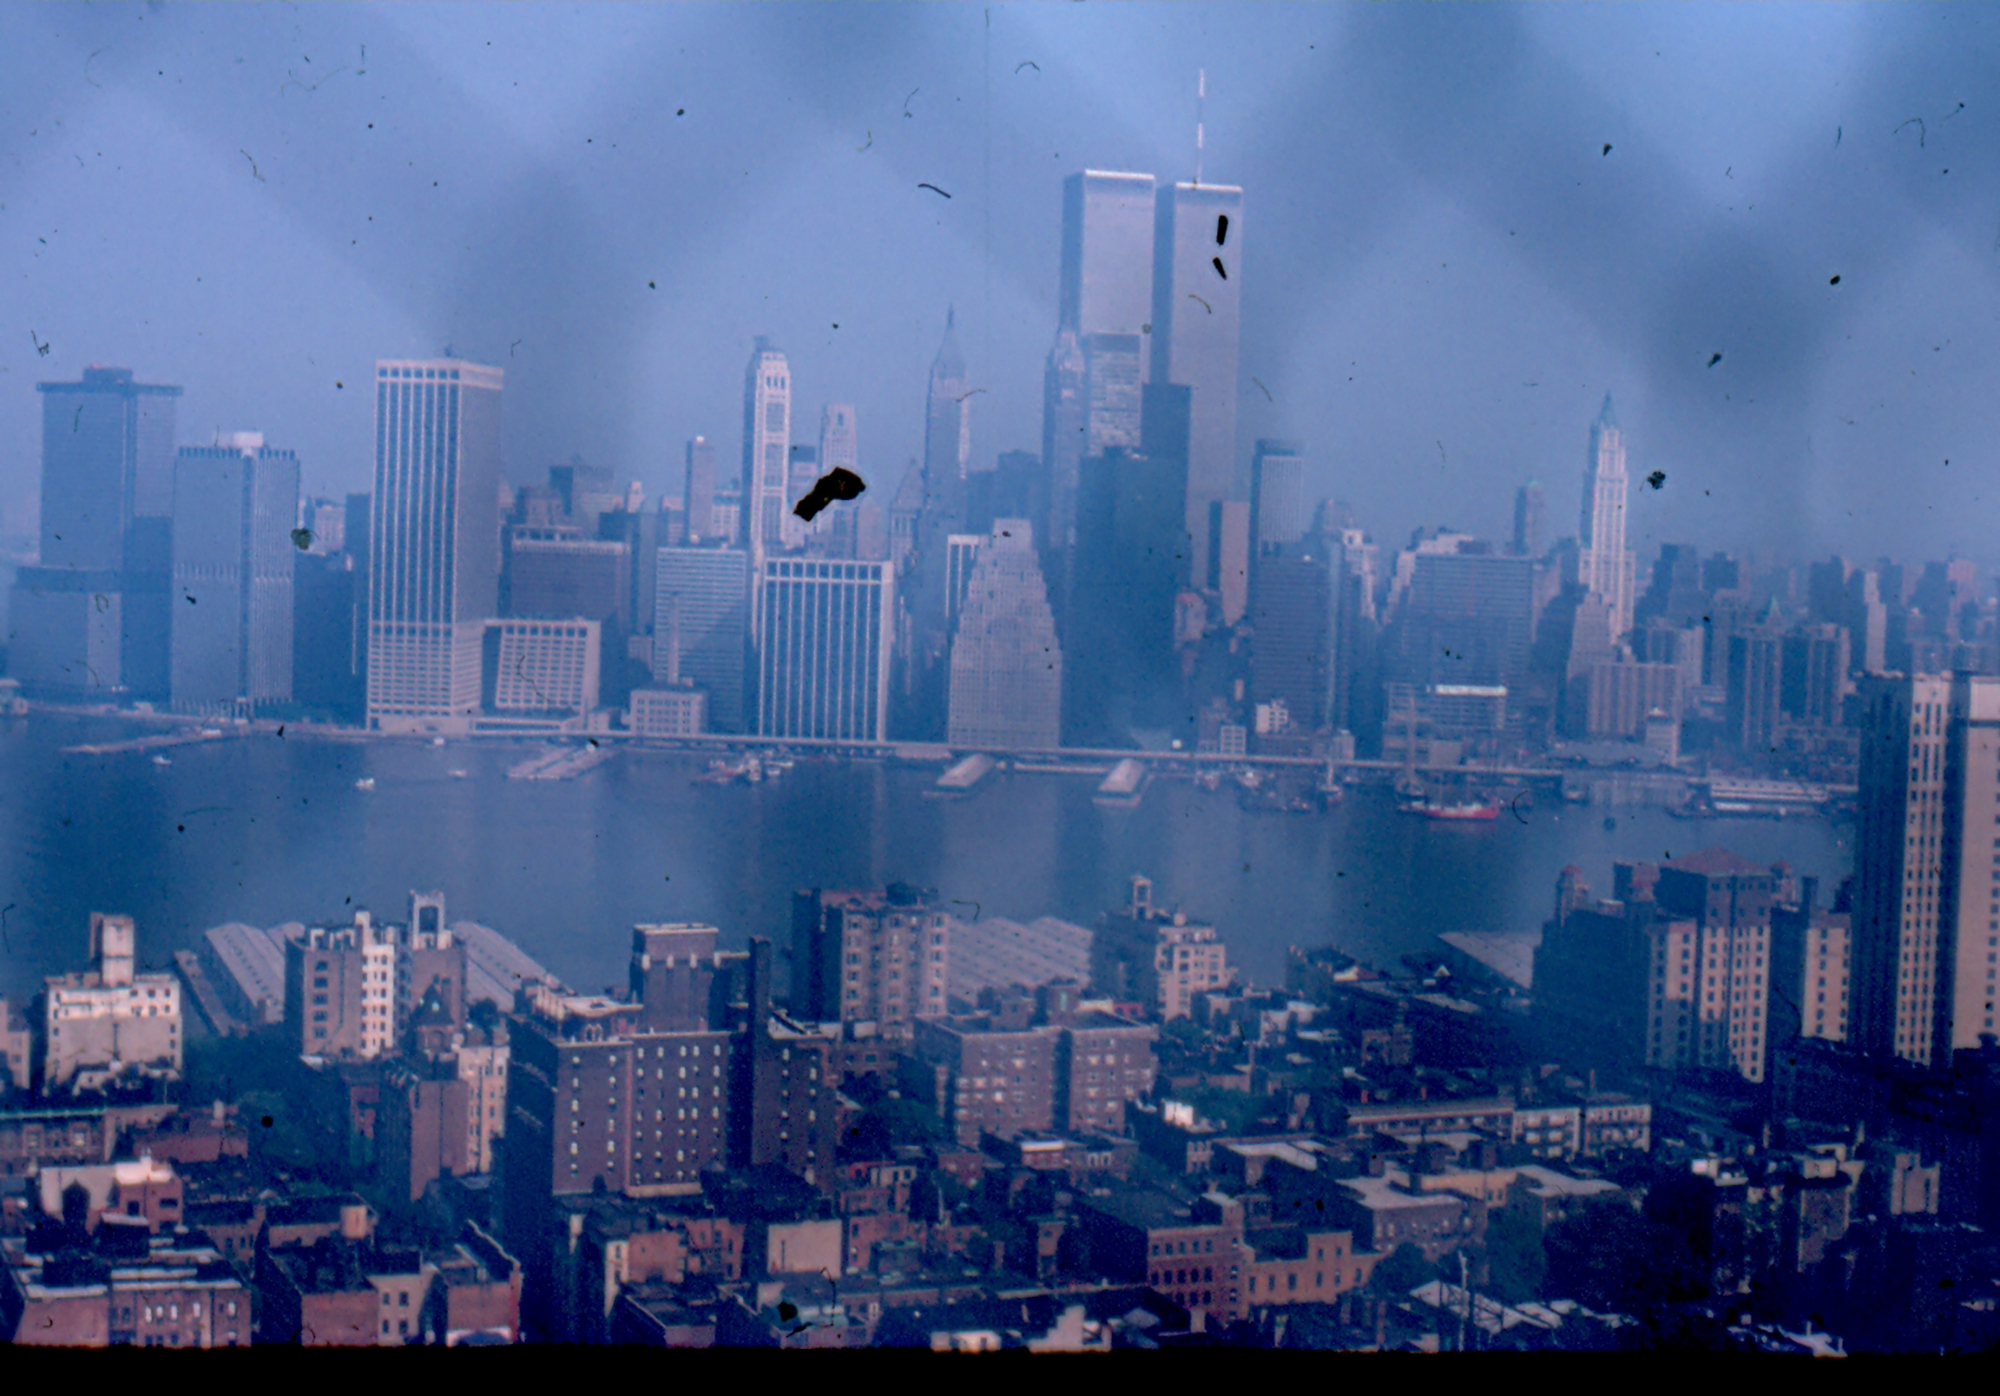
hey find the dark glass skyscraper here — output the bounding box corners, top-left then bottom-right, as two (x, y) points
(169, 434), (299, 715)
(7, 366), (180, 698)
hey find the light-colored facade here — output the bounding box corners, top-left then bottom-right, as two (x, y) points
(457, 1037), (509, 1174)
(1060, 171), (1158, 348)
(1645, 852), (1775, 1083)
(169, 434), (298, 715)
(366, 359), (504, 734)
(682, 436), (717, 543)
(42, 915), (183, 1091)
(946, 533), (983, 636)
(1577, 395), (1637, 645)
(487, 617), (600, 716)
(1081, 333), (1143, 454)
(947, 520), (1063, 752)
(627, 686), (706, 737)
(755, 558), (893, 742)
(285, 913), (398, 1059)
(795, 889), (951, 1039)
(740, 338), (791, 558)
(1250, 440), (1307, 550)
(1151, 181), (1243, 587)
(1854, 674), (2000, 1065)
(1092, 878), (1235, 1022)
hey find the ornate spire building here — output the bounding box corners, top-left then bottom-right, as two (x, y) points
(923, 308), (971, 486)
(1578, 394), (1636, 644)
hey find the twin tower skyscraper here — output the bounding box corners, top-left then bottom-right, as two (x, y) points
(1043, 170), (1244, 592)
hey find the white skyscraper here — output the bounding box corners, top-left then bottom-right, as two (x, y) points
(366, 358), (504, 733)
(1060, 171), (1159, 351)
(1151, 180), (1244, 588)
(948, 520), (1063, 751)
(756, 558), (894, 742)
(1578, 394), (1637, 644)
(1854, 674), (2000, 1066)
(741, 337), (791, 556)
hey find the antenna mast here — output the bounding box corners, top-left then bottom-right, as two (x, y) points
(1195, 69), (1206, 186)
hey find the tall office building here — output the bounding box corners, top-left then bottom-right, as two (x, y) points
(945, 533), (983, 637)
(169, 433), (299, 715)
(804, 404), (860, 550)
(8, 366), (181, 698)
(1853, 675), (2000, 1066)
(1210, 499), (1251, 626)
(1082, 333), (1144, 454)
(1725, 628), (1785, 752)
(682, 436), (717, 543)
(1250, 440), (1308, 551)
(1151, 180), (1244, 587)
(1578, 395), (1636, 644)
(365, 358), (504, 733)
(755, 558), (894, 742)
(1044, 171), (1156, 618)
(651, 547), (749, 732)
(1063, 387), (1193, 745)
(1060, 171), (1159, 347)
(1248, 547), (1333, 739)
(1511, 481), (1545, 558)
(1387, 544), (1538, 698)
(1040, 329), (1087, 567)
(740, 338), (791, 556)
(947, 520), (1062, 751)
(782, 444), (819, 550)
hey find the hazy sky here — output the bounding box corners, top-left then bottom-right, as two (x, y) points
(4, 3), (1997, 571)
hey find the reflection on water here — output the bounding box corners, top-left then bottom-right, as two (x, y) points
(0, 714), (1851, 1002)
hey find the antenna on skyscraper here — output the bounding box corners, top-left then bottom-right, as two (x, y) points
(1195, 69), (1206, 186)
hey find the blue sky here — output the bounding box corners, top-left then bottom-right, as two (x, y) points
(3, 3), (1997, 571)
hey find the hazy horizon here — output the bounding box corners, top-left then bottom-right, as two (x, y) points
(5, 2), (1997, 571)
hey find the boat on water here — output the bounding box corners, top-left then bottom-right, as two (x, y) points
(697, 756), (765, 785)
(448, 769), (469, 779)
(151, 755), (171, 767)
(354, 777), (376, 791)
(1406, 797), (1500, 822)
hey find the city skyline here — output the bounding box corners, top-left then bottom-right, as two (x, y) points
(7, 4), (2000, 1355)
(4, 6), (1997, 569)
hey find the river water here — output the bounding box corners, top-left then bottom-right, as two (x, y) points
(0, 714), (1854, 1004)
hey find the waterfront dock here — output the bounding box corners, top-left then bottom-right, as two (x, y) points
(507, 744), (616, 781)
(1094, 758), (1147, 808)
(930, 753), (997, 798)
